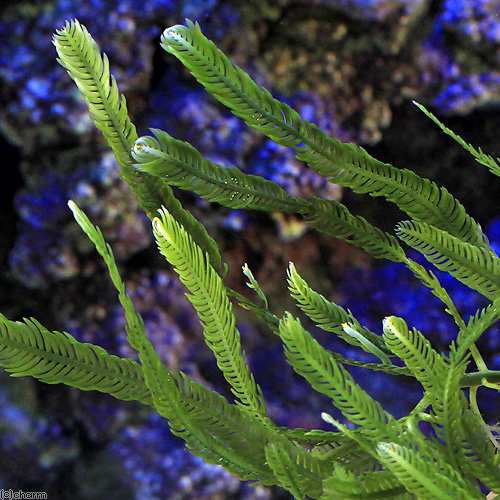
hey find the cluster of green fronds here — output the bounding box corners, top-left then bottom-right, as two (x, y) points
(1, 19), (499, 499)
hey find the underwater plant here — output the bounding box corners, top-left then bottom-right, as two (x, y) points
(0, 18), (499, 499)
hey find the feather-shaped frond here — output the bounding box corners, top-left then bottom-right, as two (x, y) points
(396, 221), (500, 300)
(53, 19), (158, 214)
(70, 202), (278, 480)
(287, 429), (389, 478)
(133, 129), (406, 263)
(462, 410), (500, 492)
(414, 101), (500, 178)
(71, 201), (254, 468)
(335, 357), (411, 377)
(152, 208), (269, 423)
(287, 262), (391, 361)
(452, 299), (500, 361)
(54, 20), (136, 167)
(297, 131), (487, 250)
(306, 199), (407, 262)
(70, 201), (192, 446)
(134, 326), (278, 482)
(265, 444), (306, 499)
(433, 360), (469, 468)
(161, 185), (226, 275)
(135, 340), (277, 481)
(69, 200), (148, 354)
(377, 442), (480, 499)
(130, 343), (277, 482)
(0, 314), (151, 405)
(321, 465), (406, 499)
(160, 21), (487, 249)
(127, 334), (227, 472)
(160, 22), (304, 148)
(55, 21), (224, 274)
(70, 202), (228, 466)
(176, 367), (342, 487)
(265, 441), (329, 499)
(133, 130), (304, 213)
(382, 316), (447, 394)
(294, 432), (378, 475)
(170, 372), (277, 483)
(322, 411), (469, 498)
(279, 314), (394, 437)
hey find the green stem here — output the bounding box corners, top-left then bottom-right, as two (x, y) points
(461, 370), (500, 388)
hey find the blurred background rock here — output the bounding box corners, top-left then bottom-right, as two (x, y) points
(0, 0), (498, 498)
